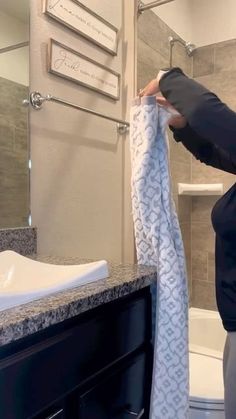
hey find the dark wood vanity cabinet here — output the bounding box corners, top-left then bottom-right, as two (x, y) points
(77, 352), (147, 419)
(0, 288), (153, 419)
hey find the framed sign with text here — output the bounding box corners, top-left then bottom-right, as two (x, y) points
(48, 39), (120, 100)
(44, 0), (118, 55)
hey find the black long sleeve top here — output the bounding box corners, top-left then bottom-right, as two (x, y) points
(159, 68), (236, 331)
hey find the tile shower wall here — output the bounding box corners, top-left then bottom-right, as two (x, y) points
(137, 10), (193, 298)
(191, 39), (236, 309)
(0, 76), (29, 228)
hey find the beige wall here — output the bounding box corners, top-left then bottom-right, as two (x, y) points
(0, 11), (29, 86)
(30, 0), (136, 261)
(191, 0), (236, 47)
(145, 0), (236, 48)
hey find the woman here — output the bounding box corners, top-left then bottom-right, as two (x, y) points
(139, 67), (236, 419)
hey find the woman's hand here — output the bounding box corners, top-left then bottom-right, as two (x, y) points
(156, 97), (187, 129)
(139, 78), (159, 97)
(139, 70), (169, 97)
(138, 71), (187, 129)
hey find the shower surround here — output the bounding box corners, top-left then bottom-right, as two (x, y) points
(191, 39), (236, 309)
(138, 10), (236, 310)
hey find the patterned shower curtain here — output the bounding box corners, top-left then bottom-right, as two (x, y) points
(130, 96), (189, 419)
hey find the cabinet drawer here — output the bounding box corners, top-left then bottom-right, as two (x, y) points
(0, 290), (151, 418)
(78, 352), (147, 419)
(33, 405), (65, 419)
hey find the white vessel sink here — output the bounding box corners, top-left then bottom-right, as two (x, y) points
(0, 251), (109, 311)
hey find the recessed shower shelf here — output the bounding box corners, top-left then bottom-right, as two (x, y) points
(178, 183), (224, 196)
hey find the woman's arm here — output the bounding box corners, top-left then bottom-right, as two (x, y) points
(159, 68), (236, 154)
(171, 123), (236, 175)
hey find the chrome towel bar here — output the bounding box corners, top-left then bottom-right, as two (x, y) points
(24, 91), (129, 134)
(138, 0), (175, 14)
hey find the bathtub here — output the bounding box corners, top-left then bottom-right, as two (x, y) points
(189, 308), (226, 419)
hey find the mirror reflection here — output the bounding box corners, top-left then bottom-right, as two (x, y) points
(0, 0), (29, 228)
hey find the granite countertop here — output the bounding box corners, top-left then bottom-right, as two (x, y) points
(0, 255), (156, 347)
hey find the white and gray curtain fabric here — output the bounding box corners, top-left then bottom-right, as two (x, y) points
(130, 96), (189, 419)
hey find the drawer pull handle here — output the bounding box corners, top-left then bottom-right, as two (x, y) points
(125, 408), (145, 418)
(46, 408), (63, 419)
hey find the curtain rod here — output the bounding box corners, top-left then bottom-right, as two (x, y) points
(138, 0), (175, 14)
